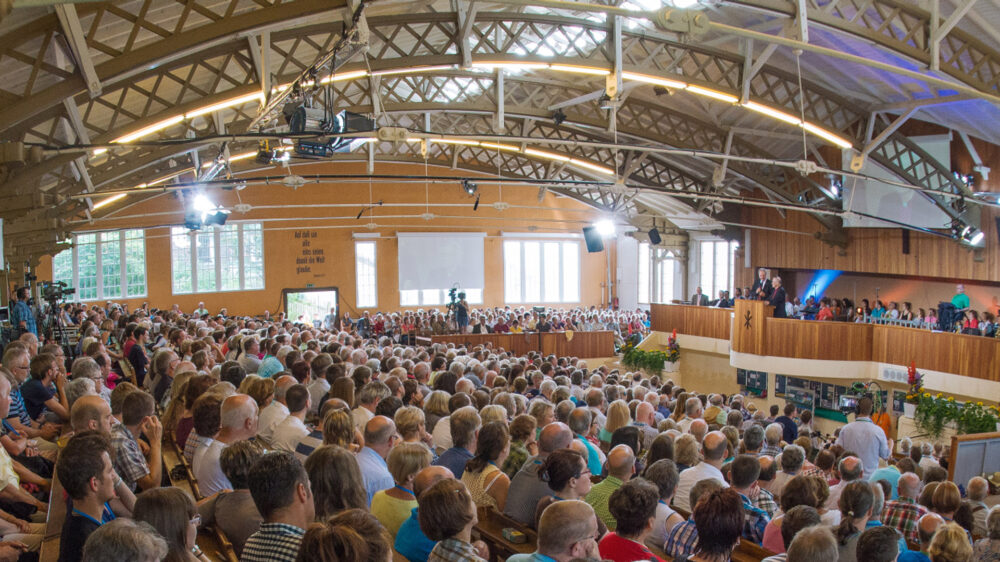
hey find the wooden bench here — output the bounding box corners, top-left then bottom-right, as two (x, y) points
(39, 471), (67, 562)
(473, 507), (537, 562)
(733, 539), (777, 562)
(163, 436), (237, 561)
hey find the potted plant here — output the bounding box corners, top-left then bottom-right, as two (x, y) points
(903, 362), (923, 418)
(913, 393), (960, 440)
(956, 401), (1000, 435)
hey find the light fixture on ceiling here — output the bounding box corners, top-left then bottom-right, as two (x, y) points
(960, 225), (985, 246)
(462, 180), (478, 196)
(668, 0), (700, 8)
(595, 219), (616, 237)
(185, 193), (230, 230)
(552, 108), (567, 125)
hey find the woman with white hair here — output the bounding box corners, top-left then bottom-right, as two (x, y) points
(974, 506), (1000, 561)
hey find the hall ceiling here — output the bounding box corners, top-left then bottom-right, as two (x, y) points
(0, 0), (997, 265)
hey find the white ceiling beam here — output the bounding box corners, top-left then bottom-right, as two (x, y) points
(494, 69), (504, 133)
(54, 4), (101, 97)
(456, 0), (478, 68)
(871, 93), (973, 112)
(930, 0), (978, 70)
(247, 32), (272, 101)
(862, 107), (919, 155)
(795, 0), (809, 42)
(958, 131), (990, 179)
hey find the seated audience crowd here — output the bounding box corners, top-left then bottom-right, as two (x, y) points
(0, 298), (997, 562)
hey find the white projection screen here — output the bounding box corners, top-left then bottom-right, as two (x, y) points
(397, 232), (485, 291)
(842, 134), (953, 229)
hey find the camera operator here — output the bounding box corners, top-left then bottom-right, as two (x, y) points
(835, 396), (893, 479)
(11, 287), (37, 339)
(453, 292), (469, 334)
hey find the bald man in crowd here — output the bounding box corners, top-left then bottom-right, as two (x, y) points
(884, 471), (928, 543)
(69, 395), (115, 436)
(825, 456), (862, 510)
(677, 396), (702, 433)
(193, 393), (258, 496)
(673, 431), (730, 512)
(358, 415), (397, 505)
(633, 401), (659, 450)
(897, 513), (944, 562)
(508, 501), (601, 562)
(257, 375), (297, 444)
(505, 422), (574, 525)
(394, 465), (454, 562)
(586, 444), (635, 531)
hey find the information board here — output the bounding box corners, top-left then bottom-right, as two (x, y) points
(787, 388), (816, 410)
(775, 375), (787, 396)
(737, 368), (768, 396)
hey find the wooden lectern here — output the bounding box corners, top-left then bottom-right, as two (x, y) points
(733, 300), (772, 356)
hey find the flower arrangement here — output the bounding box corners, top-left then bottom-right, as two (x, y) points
(666, 329), (680, 363)
(621, 329), (681, 374)
(905, 362), (923, 404)
(913, 392), (1000, 439)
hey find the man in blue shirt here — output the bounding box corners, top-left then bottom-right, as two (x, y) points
(11, 287), (36, 338)
(395, 465), (453, 562)
(357, 416), (396, 505)
(836, 396), (892, 479)
(774, 403), (799, 445)
(432, 406), (479, 478)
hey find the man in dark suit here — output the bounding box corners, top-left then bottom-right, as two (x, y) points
(691, 287), (709, 306)
(769, 277), (787, 318)
(751, 268), (773, 301)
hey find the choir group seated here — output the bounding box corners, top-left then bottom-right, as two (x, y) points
(1, 300), (998, 562)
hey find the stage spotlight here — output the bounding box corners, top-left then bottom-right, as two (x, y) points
(462, 180), (478, 195)
(595, 219), (615, 237)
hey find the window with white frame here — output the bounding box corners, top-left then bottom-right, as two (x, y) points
(638, 242), (650, 304)
(355, 241), (377, 308)
(503, 239), (580, 304)
(637, 242), (676, 304)
(170, 222), (264, 294)
(699, 239), (739, 299)
(400, 288), (483, 307)
(52, 230), (147, 301)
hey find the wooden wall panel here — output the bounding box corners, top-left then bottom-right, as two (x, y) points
(650, 304), (732, 340)
(764, 319), (874, 361)
(872, 326), (1000, 382)
(740, 205), (1000, 284)
(430, 331), (614, 358)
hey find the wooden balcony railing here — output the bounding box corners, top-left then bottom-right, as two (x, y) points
(651, 300), (1000, 383)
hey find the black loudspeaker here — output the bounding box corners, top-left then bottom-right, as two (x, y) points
(648, 227), (662, 245)
(582, 226), (604, 253)
(902, 229), (910, 255)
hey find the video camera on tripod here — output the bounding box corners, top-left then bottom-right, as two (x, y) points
(446, 286), (466, 312)
(39, 281), (75, 304)
(838, 380), (884, 414)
